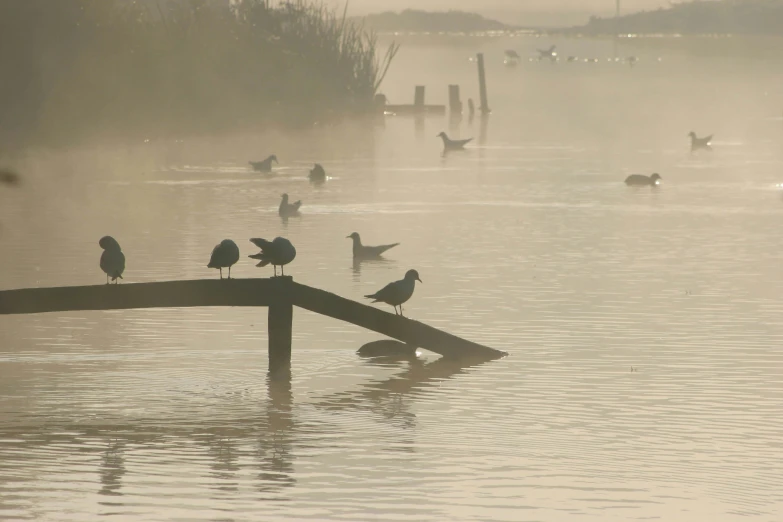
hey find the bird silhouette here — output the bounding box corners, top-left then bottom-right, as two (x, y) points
(346, 232), (399, 259)
(279, 193), (302, 218)
(308, 163), (326, 183)
(624, 173), (662, 186)
(437, 132), (473, 151)
(249, 155), (278, 172)
(99, 236), (125, 284)
(207, 239), (240, 279)
(248, 237), (296, 276)
(688, 132), (713, 153)
(365, 269), (422, 316)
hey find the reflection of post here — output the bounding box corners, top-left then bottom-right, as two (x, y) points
(476, 53), (490, 114)
(257, 367), (296, 492)
(99, 440), (126, 497)
(414, 85), (425, 111)
(268, 277), (293, 372)
(479, 112), (489, 146)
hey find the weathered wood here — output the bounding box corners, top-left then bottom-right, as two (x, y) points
(384, 104), (446, 116)
(414, 85), (425, 107)
(289, 282), (506, 359)
(476, 53), (490, 114)
(268, 277), (293, 370)
(448, 84), (462, 115)
(0, 278), (507, 360)
(0, 279), (276, 315)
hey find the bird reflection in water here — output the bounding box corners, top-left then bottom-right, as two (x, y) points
(315, 342), (498, 430)
(99, 439), (126, 499)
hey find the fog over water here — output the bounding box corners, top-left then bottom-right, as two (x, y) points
(1, 20), (783, 522)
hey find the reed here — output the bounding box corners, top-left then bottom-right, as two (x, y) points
(0, 0), (398, 148)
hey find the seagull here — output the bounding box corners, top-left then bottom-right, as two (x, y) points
(99, 236), (125, 284)
(688, 132), (713, 152)
(249, 155), (278, 172)
(504, 49), (520, 59)
(248, 237), (296, 276)
(437, 132), (472, 151)
(537, 45), (557, 61)
(279, 193), (302, 218)
(207, 239), (240, 279)
(624, 173), (662, 186)
(308, 163), (326, 183)
(347, 232), (399, 259)
(364, 269), (422, 316)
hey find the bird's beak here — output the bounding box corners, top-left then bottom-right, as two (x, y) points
(345, 235), (351, 239)
(417, 277), (423, 283)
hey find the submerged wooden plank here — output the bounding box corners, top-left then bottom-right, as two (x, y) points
(384, 104), (446, 115)
(0, 279), (276, 315)
(289, 281), (506, 359)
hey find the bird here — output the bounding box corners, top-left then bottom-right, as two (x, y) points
(437, 132), (472, 151)
(0, 168), (20, 186)
(207, 239), (240, 279)
(364, 269), (422, 316)
(346, 232), (399, 259)
(688, 132), (713, 152)
(624, 173), (662, 186)
(248, 237), (296, 276)
(308, 163), (326, 183)
(537, 45), (557, 61)
(99, 236), (125, 284)
(279, 193), (302, 218)
(249, 155), (278, 173)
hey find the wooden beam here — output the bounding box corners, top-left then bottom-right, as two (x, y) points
(384, 104), (446, 116)
(289, 281), (506, 359)
(0, 279), (276, 315)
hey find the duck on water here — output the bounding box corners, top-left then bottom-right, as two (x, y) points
(437, 132), (473, 152)
(365, 269), (422, 316)
(249, 155), (278, 173)
(346, 232), (399, 259)
(625, 173), (661, 186)
(279, 193), (302, 218)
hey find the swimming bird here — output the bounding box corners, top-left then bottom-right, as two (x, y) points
(248, 237), (296, 276)
(625, 173), (662, 186)
(99, 236), (125, 284)
(537, 45), (557, 61)
(279, 193), (302, 218)
(0, 168), (20, 186)
(364, 269), (422, 316)
(688, 132), (713, 152)
(207, 239), (240, 279)
(308, 163), (326, 183)
(437, 132), (472, 151)
(347, 232), (399, 259)
(249, 155), (278, 173)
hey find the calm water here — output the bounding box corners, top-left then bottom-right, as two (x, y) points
(1, 36), (783, 521)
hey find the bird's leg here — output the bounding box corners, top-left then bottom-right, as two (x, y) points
(394, 306), (398, 315)
(273, 265), (277, 277)
(228, 266), (231, 279)
(219, 268), (223, 280)
(400, 304), (404, 317)
(106, 274), (109, 285)
(281, 265), (285, 276)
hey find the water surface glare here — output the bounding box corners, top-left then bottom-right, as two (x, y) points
(1, 36), (783, 521)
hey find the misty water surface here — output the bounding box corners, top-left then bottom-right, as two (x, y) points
(1, 35), (782, 521)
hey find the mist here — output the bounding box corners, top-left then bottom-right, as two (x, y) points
(1, 1), (782, 521)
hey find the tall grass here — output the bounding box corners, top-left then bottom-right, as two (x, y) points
(0, 0), (398, 148)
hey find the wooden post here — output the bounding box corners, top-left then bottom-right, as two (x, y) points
(448, 85), (462, 115)
(476, 53), (490, 114)
(268, 276), (293, 371)
(414, 85), (425, 111)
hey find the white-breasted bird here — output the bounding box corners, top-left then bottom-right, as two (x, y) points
(365, 269), (422, 316)
(688, 132), (713, 153)
(207, 239), (240, 279)
(437, 131), (473, 151)
(248, 237), (296, 276)
(346, 232), (399, 259)
(99, 236), (125, 284)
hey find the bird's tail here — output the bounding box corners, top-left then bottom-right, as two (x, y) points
(255, 261), (270, 267)
(364, 293), (378, 300)
(248, 253), (270, 267)
(378, 243), (400, 254)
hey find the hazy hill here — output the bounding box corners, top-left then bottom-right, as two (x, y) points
(360, 9), (519, 33)
(574, 0), (783, 36)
